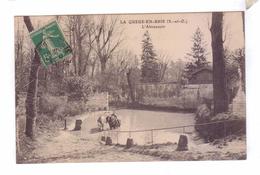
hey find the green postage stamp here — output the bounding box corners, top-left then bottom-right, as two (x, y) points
(30, 21), (72, 67)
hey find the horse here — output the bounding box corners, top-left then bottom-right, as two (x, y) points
(106, 113), (121, 130)
(97, 114), (107, 131)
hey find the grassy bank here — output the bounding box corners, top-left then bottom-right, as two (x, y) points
(16, 114), (64, 163)
(112, 134), (246, 161)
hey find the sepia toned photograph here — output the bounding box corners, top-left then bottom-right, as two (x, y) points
(15, 12), (246, 163)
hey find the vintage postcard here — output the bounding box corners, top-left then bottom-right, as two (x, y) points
(15, 12), (246, 163)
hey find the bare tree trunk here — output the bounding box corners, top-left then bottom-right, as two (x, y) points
(94, 17), (121, 75)
(23, 16), (41, 138)
(91, 59), (96, 78)
(211, 12), (228, 115)
(78, 43), (82, 76)
(72, 29), (77, 75)
(100, 60), (106, 74)
(159, 63), (167, 81)
(127, 69), (135, 103)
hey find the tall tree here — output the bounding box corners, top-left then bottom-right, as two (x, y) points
(23, 16), (41, 138)
(185, 27), (208, 75)
(211, 12), (228, 114)
(93, 16), (122, 74)
(126, 68), (135, 103)
(15, 19), (25, 92)
(164, 60), (185, 83)
(66, 16), (95, 76)
(157, 53), (169, 82)
(124, 54), (139, 103)
(233, 48), (245, 92)
(141, 31), (160, 83)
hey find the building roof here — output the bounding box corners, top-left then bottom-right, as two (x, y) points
(190, 66), (212, 76)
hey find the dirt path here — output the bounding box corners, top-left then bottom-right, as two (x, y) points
(23, 112), (159, 163)
(21, 111), (246, 163)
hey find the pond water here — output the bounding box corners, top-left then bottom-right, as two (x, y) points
(103, 109), (195, 145)
(116, 109), (194, 131)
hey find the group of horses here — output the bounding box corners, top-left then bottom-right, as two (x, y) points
(97, 112), (121, 131)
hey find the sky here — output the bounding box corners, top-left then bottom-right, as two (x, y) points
(15, 12), (244, 63)
(117, 12), (244, 63)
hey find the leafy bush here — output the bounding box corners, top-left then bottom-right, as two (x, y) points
(194, 103), (212, 139)
(63, 77), (92, 102)
(209, 113), (246, 139)
(195, 100), (245, 142)
(38, 94), (67, 116)
(39, 94), (86, 119)
(54, 101), (86, 118)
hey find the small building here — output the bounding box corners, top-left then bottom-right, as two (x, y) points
(188, 66), (213, 84)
